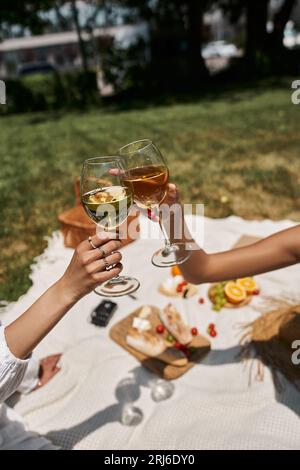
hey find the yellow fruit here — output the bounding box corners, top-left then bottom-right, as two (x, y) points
(224, 281), (246, 304)
(171, 266), (182, 277)
(236, 277), (257, 295)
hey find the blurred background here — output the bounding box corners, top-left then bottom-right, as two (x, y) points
(1, 0), (300, 302)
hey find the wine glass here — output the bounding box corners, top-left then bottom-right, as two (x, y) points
(119, 139), (191, 267)
(81, 156), (140, 297)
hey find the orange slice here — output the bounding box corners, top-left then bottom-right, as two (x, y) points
(171, 266), (182, 277)
(236, 277), (257, 295)
(224, 281), (246, 304)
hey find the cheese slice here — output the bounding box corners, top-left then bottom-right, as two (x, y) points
(138, 305), (152, 319)
(132, 317), (151, 331)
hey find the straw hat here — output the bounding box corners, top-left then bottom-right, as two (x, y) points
(240, 300), (300, 392)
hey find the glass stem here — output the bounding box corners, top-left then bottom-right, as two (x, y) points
(157, 206), (171, 251)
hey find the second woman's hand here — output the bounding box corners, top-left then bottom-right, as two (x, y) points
(162, 183), (181, 207)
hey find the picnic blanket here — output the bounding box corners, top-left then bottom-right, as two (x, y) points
(1, 215), (300, 450)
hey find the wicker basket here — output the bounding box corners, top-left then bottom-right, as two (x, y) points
(58, 179), (139, 249)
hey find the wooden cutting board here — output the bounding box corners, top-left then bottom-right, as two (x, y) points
(110, 306), (211, 380)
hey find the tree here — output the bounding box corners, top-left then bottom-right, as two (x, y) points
(119, 0), (213, 89)
(185, 0), (211, 82)
(0, 0), (53, 38)
(246, 0), (269, 58)
(222, 0), (298, 60)
(271, 0), (297, 49)
(52, 0), (105, 74)
(70, 0), (89, 73)
(0, 1), (106, 74)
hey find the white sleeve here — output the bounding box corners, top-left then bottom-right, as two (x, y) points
(16, 354), (40, 394)
(0, 326), (30, 403)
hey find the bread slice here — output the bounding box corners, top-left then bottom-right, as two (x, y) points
(126, 325), (188, 367)
(160, 303), (192, 345)
(126, 327), (165, 357)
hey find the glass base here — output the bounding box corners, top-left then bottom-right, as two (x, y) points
(94, 276), (140, 297)
(150, 379), (175, 402)
(120, 404), (143, 426)
(151, 243), (191, 267)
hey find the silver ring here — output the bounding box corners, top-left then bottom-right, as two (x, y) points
(88, 236), (97, 250)
(103, 257), (110, 271)
(97, 247), (107, 257)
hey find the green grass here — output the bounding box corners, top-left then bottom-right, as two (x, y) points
(1, 78), (300, 302)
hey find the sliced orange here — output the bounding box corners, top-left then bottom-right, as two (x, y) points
(236, 277), (257, 295)
(224, 281), (246, 304)
(171, 266), (182, 277)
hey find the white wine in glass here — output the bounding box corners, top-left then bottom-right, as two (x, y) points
(81, 156), (140, 297)
(82, 186), (132, 230)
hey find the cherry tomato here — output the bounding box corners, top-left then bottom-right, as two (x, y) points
(147, 209), (158, 221)
(210, 329), (217, 338)
(156, 324), (165, 334)
(177, 281), (188, 292)
(191, 327), (198, 336)
(208, 323), (215, 330)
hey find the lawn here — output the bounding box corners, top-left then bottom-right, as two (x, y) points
(1, 78), (300, 302)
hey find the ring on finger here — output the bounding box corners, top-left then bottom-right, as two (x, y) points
(88, 236), (97, 250)
(97, 247), (107, 257)
(103, 257), (110, 271)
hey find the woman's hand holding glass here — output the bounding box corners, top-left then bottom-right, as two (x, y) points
(60, 234), (123, 303)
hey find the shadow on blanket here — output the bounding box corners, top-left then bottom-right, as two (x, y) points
(44, 347), (299, 449)
(45, 366), (149, 449)
(202, 345), (300, 419)
(46, 402), (122, 449)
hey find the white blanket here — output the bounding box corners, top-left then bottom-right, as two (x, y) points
(1, 215), (300, 450)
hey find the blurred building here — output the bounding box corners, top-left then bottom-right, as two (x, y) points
(0, 23), (148, 78)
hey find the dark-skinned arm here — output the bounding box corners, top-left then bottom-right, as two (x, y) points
(162, 184), (299, 285)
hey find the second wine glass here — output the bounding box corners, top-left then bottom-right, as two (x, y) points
(81, 156), (140, 297)
(119, 139), (191, 267)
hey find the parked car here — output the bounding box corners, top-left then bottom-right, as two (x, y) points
(17, 62), (57, 77)
(202, 41), (238, 59)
